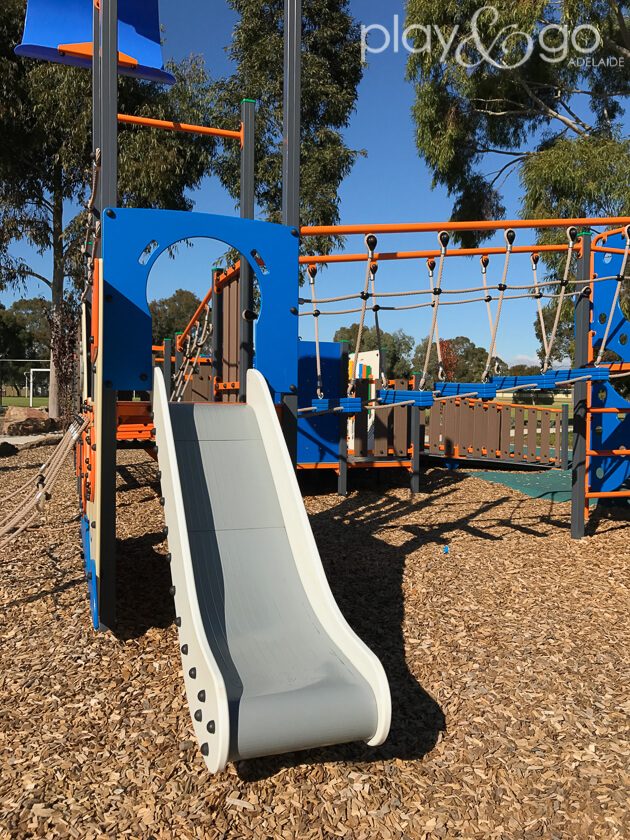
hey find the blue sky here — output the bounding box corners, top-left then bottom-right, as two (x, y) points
(4, 0), (626, 366)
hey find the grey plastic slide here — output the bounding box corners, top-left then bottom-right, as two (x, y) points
(153, 368), (391, 772)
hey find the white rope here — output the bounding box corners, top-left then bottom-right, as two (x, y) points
(541, 227), (579, 373)
(307, 265), (325, 399)
(531, 252), (550, 360)
(349, 235), (378, 396)
(418, 232), (450, 390)
(482, 228), (515, 382)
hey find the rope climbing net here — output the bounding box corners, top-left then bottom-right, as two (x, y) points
(298, 219), (630, 406)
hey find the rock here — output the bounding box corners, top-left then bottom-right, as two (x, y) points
(0, 441), (18, 457)
(0, 406), (59, 436)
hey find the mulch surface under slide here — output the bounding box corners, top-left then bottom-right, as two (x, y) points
(0, 447), (628, 839)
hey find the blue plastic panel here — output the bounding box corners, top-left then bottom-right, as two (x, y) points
(101, 209), (299, 401)
(588, 382), (630, 494)
(15, 0), (175, 85)
(592, 231), (629, 362)
(298, 341), (344, 464)
(81, 515), (99, 630)
(378, 389), (435, 408)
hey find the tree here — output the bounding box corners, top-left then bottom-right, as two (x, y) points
(150, 289), (202, 344)
(405, 1), (630, 361)
(0, 300), (43, 393)
(405, 1), (630, 239)
(412, 335), (506, 384)
(210, 0), (364, 255)
(0, 0), (215, 417)
(508, 363), (542, 376)
(333, 324), (415, 379)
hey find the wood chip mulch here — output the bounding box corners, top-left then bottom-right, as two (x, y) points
(0, 448), (628, 839)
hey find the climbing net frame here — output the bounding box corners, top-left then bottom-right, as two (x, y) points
(297, 216), (630, 410)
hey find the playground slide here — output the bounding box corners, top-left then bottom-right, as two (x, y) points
(153, 368), (391, 773)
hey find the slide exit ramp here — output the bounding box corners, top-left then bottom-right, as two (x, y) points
(153, 368), (391, 773)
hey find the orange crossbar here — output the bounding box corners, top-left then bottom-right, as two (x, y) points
(586, 490), (630, 499)
(118, 114), (244, 145)
(301, 216), (630, 237)
(300, 243), (573, 266)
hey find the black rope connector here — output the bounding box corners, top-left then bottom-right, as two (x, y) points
(531, 252), (540, 267)
(427, 258), (436, 272)
(567, 226), (578, 243)
(366, 234), (378, 254)
(505, 228), (516, 246)
(485, 295), (493, 303)
(439, 230), (450, 249)
(313, 309), (321, 318)
(481, 255), (490, 270)
(535, 292), (543, 300)
(432, 287), (443, 296)
(372, 305), (381, 313)
(242, 309), (259, 322)
(360, 291), (371, 301)
(370, 261), (379, 275)
(290, 306), (299, 315)
(307, 264), (318, 280)
(498, 283), (507, 292)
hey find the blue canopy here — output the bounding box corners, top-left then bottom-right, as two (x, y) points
(15, 0), (175, 85)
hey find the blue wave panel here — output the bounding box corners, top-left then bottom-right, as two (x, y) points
(15, 0), (175, 85)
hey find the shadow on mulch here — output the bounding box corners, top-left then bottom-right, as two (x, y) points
(113, 530), (174, 641)
(586, 500), (630, 536)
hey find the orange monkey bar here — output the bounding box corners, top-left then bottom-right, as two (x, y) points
(301, 216), (630, 237)
(118, 114), (244, 145)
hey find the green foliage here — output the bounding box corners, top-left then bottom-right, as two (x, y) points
(0, 298), (50, 390)
(405, 0), (630, 241)
(210, 0), (364, 255)
(333, 324), (415, 378)
(149, 289), (202, 344)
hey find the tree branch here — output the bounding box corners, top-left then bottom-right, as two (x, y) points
(518, 79), (588, 137)
(23, 269), (52, 288)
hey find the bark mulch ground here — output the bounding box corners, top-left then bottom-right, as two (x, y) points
(0, 447), (628, 839)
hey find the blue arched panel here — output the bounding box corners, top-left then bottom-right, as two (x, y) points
(15, 0), (175, 85)
(101, 208), (299, 401)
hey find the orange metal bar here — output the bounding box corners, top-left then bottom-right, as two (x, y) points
(299, 244), (573, 266)
(589, 407), (630, 414)
(587, 450), (629, 457)
(118, 114), (244, 144)
(301, 216), (630, 238)
(586, 490), (630, 499)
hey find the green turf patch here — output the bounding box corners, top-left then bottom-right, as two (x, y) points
(469, 469), (573, 503)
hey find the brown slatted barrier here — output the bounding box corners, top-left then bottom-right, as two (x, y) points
(428, 402), (443, 455)
(472, 401), (488, 459)
(513, 407), (525, 460)
(221, 279), (240, 403)
(500, 405), (512, 459)
(486, 404), (501, 460)
(373, 398), (391, 457)
(392, 379), (410, 458)
(527, 408), (537, 461)
(443, 400), (460, 458)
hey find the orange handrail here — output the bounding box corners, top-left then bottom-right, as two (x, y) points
(175, 264), (242, 351)
(118, 114), (244, 145)
(301, 216), (630, 237)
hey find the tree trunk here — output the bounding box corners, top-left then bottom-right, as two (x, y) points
(48, 165), (64, 420)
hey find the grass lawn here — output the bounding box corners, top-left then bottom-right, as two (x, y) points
(1, 397), (48, 408)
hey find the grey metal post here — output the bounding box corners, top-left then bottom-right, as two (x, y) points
(561, 402), (570, 472)
(411, 407), (422, 494)
(97, 0), (119, 630)
(571, 233), (591, 539)
(163, 338), (172, 401)
(239, 99), (256, 402)
(281, 0), (302, 464)
(282, 0), (301, 230)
